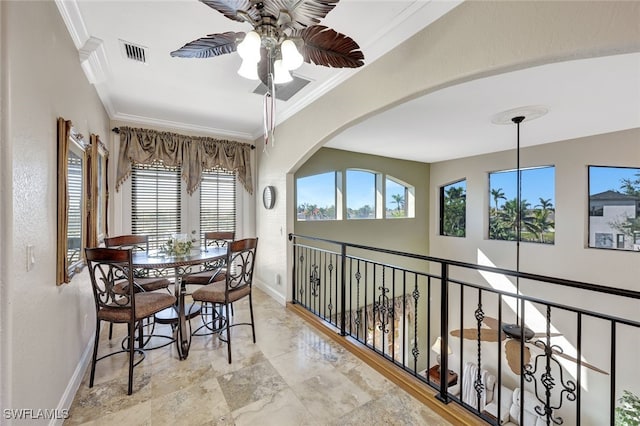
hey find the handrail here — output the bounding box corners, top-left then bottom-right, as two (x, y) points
(289, 233), (640, 300)
(289, 232), (640, 425)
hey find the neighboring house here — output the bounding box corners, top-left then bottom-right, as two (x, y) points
(589, 190), (640, 250)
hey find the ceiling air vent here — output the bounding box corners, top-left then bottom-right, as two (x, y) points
(253, 75), (311, 101)
(119, 40), (148, 64)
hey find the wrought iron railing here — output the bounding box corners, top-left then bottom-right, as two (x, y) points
(289, 233), (640, 426)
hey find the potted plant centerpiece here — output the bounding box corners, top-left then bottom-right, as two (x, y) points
(165, 233), (193, 257)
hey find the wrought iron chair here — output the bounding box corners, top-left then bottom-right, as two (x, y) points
(191, 238), (258, 363)
(183, 232), (235, 336)
(104, 234), (173, 342)
(104, 234), (172, 292)
(85, 248), (176, 395)
(182, 231), (235, 285)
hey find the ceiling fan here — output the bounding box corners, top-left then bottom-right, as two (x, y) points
(170, 0), (365, 87)
(450, 316), (608, 375)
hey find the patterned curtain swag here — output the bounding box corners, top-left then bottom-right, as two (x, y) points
(116, 126), (253, 195)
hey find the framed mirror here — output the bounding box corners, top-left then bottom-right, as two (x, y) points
(57, 118), (88, 285)
(87, 134), (109, 248)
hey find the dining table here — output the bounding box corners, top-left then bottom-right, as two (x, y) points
(131, 247), (227, 359)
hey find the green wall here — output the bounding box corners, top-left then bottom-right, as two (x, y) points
(294, 147), (430, 259)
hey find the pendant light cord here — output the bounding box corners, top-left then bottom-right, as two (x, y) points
(512, 115), (525, 319)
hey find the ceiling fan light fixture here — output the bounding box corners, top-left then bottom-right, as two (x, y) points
(281, 39), (303, 70)
(273, 59), (293, 84)
(237, 30), (261, 62)
(238, 58), (259, 80)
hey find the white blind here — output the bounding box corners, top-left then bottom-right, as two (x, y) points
(131, 162), (181, 250)
(200, 169), (236, 241)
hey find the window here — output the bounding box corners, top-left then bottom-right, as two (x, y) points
(386, 177), (411, 218)
(489, 166), (555, 243)
(131, 162), (182, 250)
(296, 172), (337, 220)
(131, 163), (238, 251)
(440, 179), (466, 237)
(588, 166), (640, 251)
(347, 169), (376, 219)
(200, 169), (236, 241)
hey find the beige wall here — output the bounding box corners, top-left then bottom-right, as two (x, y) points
(255, 1), (640, 302)
(430, 129), (640, 425)
(1, 0), (110, 419)
(430, 128), (640, 294)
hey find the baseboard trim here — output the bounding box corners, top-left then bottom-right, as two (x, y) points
(287, 303), (484, 426)
(51, 337), (93, 426)
(254, 279), (286, 306)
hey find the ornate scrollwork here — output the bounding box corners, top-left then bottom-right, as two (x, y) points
(522, 307), (576, 425)
(310, 264), (320, 297)
(373, 286), (394, 333)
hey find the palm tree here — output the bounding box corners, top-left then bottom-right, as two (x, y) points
(491, 188), (506, 211)
(391, 194), (405, 212)
(536, 197), (554, 212)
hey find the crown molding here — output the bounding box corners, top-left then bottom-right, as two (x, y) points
(113, 112), (255, 141)
(270, 0), (463, 137)
(79, 36), (108, 84)
(54, 0), (88, 49)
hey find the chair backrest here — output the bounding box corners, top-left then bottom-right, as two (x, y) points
(104, 235), (149, 252)
(225, 238), (258, 291)
(85, 247), (136, 314)
(204, 231), (235, 249)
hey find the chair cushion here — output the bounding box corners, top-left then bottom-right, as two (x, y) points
(182, 268), (225, 285)
(134, 277), (171, 291)
(191, 280), (250, 304)
(113, 277), (171, 294)
(98, 292), (176, 323)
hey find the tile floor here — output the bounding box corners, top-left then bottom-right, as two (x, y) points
(66, 289), (450, 425)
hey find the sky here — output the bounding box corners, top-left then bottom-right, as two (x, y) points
(589, 166), (640, 195)
(489, 166), (555, 208)
(297, 166), (640, 210)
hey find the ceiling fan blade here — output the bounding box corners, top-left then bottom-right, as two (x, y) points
(170, 32), (244, 59)
(505, 339), (531, 375)
(199, 0), (261, 23)
(531, 341), (609, 375)
(532, 332), (563, 338)
(298, 25), (364, 68)
(264, 0), (339, 30)
(482, 316), (502, 331)
(450, 328), (504, 342)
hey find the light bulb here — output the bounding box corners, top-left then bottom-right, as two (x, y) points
(281, 39), (303, 70)
(273, 59), (293, 84)
(236, 31), (261, 62)
(237, 58), (259, 80)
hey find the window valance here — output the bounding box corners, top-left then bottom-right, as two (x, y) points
(116, 126), (253, 195)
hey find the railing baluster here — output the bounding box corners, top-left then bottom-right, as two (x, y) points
(287, 233), (640, 425)
(437, 262), (450, 403)
(340, 244), (346, 336)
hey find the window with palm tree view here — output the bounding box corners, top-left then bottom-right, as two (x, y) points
(347, 169), (375, 219)
(588, 165), (640, 251)
(488, 166), (555, 243)
(296, 170), (414, 221)
(386, 176), (409, 218)
(296, 171), (337, 221)
(440, 179), (466, 237)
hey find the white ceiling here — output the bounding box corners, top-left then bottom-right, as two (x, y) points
(57, 1), (640, 162)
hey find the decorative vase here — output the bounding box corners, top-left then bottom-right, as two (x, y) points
(166, 233), (192, 257)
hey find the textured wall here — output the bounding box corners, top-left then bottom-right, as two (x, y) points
(1, 0), (109, 419)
